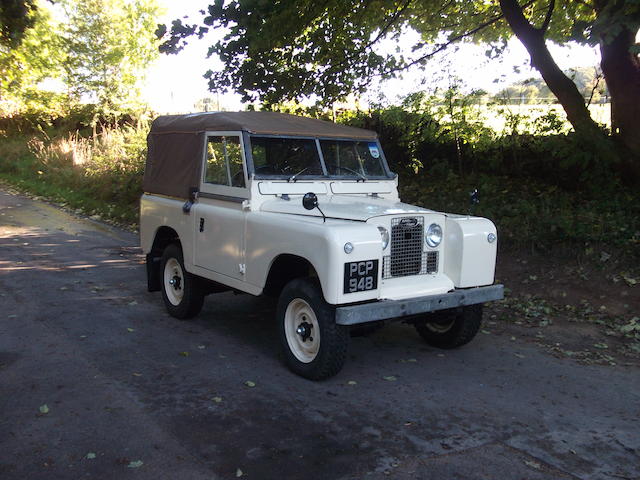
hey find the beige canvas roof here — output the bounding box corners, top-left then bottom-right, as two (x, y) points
(150, 111), (378, 140)
(143, 112), (379, 199)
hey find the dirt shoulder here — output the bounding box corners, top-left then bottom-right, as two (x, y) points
(488, 247), (640, 367)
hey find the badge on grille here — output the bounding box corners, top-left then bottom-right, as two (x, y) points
(399, 217), (418, 228)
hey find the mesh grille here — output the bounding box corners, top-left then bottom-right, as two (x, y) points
(382, 216), (439, 279)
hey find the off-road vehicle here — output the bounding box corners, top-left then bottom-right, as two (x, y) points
(140, 111), (503, 380)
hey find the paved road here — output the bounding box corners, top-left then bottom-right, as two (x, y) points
(1, 188), (639, 480)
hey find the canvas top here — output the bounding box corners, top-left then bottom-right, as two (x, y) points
(150, 111), (378, 140)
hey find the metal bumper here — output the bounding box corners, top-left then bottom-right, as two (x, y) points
(335, 284), (504, 326)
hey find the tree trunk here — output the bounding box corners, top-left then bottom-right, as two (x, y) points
(499, 0), (603, 138)
(600, 26), (640, 154)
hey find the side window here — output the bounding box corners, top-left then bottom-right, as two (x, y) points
(204, 135), (245, 188)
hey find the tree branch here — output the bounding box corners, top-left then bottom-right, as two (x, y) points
(539, 0), (555, 33)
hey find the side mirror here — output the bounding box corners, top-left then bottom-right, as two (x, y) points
(303, 192), (318, 210)
(468, 188), (479, 216)
(469, 188), (479, 206)
(302, 192), (326, 222)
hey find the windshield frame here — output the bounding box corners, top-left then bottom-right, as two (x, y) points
(246, 133), (395, 181)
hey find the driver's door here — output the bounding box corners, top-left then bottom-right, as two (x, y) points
(193, 132), (249, 281)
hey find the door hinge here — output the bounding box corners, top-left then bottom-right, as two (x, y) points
(239, 263), (246, 275)
(199, 218), (205, 232)
(241, 200), (251, 210)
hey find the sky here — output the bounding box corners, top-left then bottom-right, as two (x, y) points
(141, 0), (602, 114)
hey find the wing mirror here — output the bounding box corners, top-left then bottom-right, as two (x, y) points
(303, 192), (318, 210)
(468, 188), (479, 216)
(302, 192), (326, 222)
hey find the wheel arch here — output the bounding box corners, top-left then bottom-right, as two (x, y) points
(264, 254), (323, 299)
(146, 226), (181, 292)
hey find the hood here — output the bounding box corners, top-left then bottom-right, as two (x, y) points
(260, 195), (435, 221)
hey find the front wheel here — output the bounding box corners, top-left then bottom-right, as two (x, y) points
(414, 304), (483, 349)
(277, 278), (349, 380)
(160, 243), (204, 319)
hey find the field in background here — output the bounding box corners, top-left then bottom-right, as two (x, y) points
(479, 103), (611, 133)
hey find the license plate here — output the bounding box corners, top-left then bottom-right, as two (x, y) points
(344, 260), (379, 294)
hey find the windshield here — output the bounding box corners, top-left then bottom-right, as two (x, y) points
(320, 140), (386, 178)
(251, 137), (324, 177)
(250, 136), (389, 180)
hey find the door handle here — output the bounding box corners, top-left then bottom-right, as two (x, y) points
(199, 218), (205, 232)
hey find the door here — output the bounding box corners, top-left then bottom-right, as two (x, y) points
(194, 132), (249, 280)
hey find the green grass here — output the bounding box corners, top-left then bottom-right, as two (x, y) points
(0, 128), (146, 227)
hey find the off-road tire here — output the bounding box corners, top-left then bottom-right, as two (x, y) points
(414, 304), (483, 349)
(277, 278), (349, 380)
(160, 243), (204, 319)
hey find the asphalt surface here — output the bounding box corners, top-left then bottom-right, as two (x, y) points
(1, 187), (639, 480)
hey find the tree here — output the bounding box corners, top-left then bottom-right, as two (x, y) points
(159, 0), (640, 156)
(0, 3), (65, 115)
(62, 0), (161, 116)
(0, 0), (36, 48)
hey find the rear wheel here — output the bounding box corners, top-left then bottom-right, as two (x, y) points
(160, 244), (204, 319)
(277, 278), (349, 380)
(414, 304), (483, 349)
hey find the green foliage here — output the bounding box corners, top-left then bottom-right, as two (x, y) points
(62, 0), (162, 119)
(0, 120), (149, 224)
(157, 0), (635, 106)
(0, 0), (36, 47)
(0, 3), (65, 117)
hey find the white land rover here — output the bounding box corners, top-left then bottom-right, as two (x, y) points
(140, 111), (503, 380)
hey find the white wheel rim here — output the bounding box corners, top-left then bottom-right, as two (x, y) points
(425, 318), (455, 333)
(284, 298), (320, 364)
(164, 257), (184, 306)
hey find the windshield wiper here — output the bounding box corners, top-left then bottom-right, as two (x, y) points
(287, 167), (308, 182)
(329, 164), (367, 182)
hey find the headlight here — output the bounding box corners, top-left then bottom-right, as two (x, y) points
(377, 226), (389, 250)
(425, 223), (442, 248)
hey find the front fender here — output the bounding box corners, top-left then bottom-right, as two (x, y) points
(245, 213), (382, 304)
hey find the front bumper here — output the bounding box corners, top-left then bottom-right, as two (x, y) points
(335, 284), (504, 325)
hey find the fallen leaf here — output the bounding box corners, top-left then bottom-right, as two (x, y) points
(197, 345), (206, 349)
(212, 397), (222, 403)
(406, 358), (417, 363)
(127, 328), (135, 333)
(347, 381), (357, 385)
(128, 301), (138, 306)
(593, 343), (608, 349)
(383, 376), (397, 382)
(244, 381), (256, 387)
(39, 404), (49, 414)
(127, 460), (143, 468)
(85, 453), (96, 460)
(59, 286), (68, 291)
(514, 353), (525, 359)
(132, 373), (142, 377)
(236, 468), (243, 477)
(179, 351), (189, 357)
(524, 460), (541, 470)
(8, 314), (17, 318)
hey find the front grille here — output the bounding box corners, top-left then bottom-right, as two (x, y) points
(382, 216), (439, 279)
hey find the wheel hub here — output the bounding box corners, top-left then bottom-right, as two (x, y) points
(296, 320), (313, 342)
(169, 276), (182, 290)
